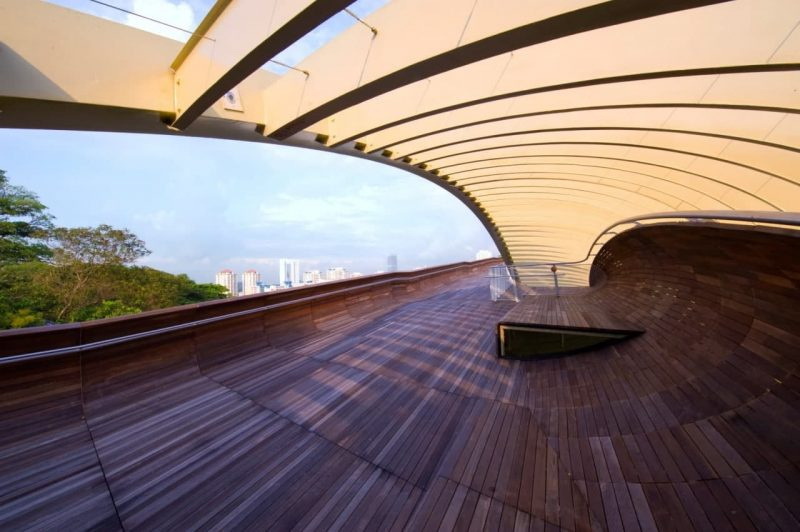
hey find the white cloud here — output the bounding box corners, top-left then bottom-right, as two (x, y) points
(126, 0), (195, 42)
(257, 187), (387, 243)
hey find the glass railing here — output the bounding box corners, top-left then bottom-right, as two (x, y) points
(488, 263), (590, 301)
(488, 264), (521, 302)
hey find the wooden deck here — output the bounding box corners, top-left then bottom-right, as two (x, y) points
(1, 225), (799, 530)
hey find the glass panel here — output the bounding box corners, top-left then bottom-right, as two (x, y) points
(46, 0), (217, 42)
(265, 0), (390, 74)
(498, 323), (638, 359)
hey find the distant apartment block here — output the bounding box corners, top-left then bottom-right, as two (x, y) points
(214, 269), (236, 296)
(241, 269), (260, 295)
(303, 270), (322, 284)
(387, 254), (398, 273)
(327, 267), (347, 281)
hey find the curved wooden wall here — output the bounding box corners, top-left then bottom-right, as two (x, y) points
(403, 224), (800, 531)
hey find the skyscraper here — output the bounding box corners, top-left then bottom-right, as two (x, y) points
(387, 254), (398, 273)
(279, 259), (301, 287)
(214, 269), (236, 297)
(241, 269), (260, 295)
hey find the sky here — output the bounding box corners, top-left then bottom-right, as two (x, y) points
(0, 130), (497, 284)
(0, 0), (499, 283)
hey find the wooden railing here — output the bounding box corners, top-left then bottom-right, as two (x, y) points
(0, 258), (501, 362)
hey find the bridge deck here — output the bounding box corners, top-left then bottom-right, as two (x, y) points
(1, 226), (799, 530)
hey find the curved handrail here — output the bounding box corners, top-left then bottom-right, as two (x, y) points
(0, 259), (499, 366)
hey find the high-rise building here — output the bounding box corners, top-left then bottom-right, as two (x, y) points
(241, 269), (260, 295)
(387, 254), (398, 273)
(327, 267), (347, 281)
(303, 270), (321, 284)
(214, 269), (236, 297)
(279, 259), (301, 287)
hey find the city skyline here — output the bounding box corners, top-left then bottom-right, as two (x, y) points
(209, 244), (497, 290)
(215, 260), (369, 296)
(212, 248), (495, 296)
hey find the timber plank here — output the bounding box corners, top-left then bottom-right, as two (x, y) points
(1, 227), (799, 530)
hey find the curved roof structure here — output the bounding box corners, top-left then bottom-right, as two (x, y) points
(1, 0), (799, 280)
(2, 4), (800, 529)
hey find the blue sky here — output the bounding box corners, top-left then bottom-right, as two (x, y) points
(7, 1), (497, 283)
(0, 130), (497, 283)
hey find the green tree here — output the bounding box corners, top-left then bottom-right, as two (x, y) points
(0, 260), (227, 328)
(0, 174), (227, 329)
(74, 300), (142, 321)
(177, 277), (229, 304)
(0, 169), (53, 263)
(8, 308), (45, 328)
(51, 224), (150, 266)
(0, 261), (54, 328)
(108, 267), (227, 310)
(47, 225), (151, 320)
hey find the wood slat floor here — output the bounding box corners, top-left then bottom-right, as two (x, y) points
(1, 224), (799, 530)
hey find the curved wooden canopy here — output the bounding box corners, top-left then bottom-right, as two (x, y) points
(1, 0), (799, 281)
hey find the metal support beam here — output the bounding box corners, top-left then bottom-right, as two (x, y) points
(264, 0), (732, 140)
(170, 0), (354, 130)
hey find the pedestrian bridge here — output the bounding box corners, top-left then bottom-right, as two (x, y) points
(1, 1), (800, 530)
(2, 0), (799, 282)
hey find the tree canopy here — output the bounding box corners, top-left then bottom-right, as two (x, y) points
(46, 225), (152, 320)
(0, 169), (53, 264)
(51, 224), (151, 266)
(0, 169), (227, 329)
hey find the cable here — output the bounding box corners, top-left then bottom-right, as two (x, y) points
(89, 0), (313, 74)
(268, 59), (310, 76)
(88, 0), (206, 38)
(344, 8), (378, 35)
